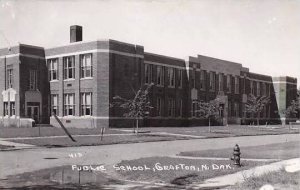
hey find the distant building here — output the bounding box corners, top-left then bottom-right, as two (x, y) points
(0, 26), (298, 128)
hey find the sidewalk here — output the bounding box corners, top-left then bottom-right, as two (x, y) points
(0, 138), (35, 150)
(188, 158), (300, 189)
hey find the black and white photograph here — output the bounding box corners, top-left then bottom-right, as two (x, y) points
(0, 0), (299, 189)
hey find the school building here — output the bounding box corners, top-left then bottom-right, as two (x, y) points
(0, 25), (298, 128)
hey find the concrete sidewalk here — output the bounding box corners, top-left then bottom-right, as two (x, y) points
(0, 138), (35, 150)
(189, 158), (300, 189)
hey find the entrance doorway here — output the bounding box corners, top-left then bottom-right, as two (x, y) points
(26, 102), (40, 123)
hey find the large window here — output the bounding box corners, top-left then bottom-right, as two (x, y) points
(29, 70), (37, 90)
(157, 97), (163, 116)
(3, 102), (8, 116)
(157, 66), (164, 86)
(178, 99), (182, 117)
(192, 70), (196, 88)
(227, 75), (231, 93)
(192, 102), (197, 117)
(81, 92), (92, 116)
(218, 73), (223, 92)
(168, 68), (175, 88)
(6, 68), (13, 88)
(228, 101), (232, 117)
(257, 82), (261, 96)
(48, 59), (58, 81)
(200, 70), (206, 90)
(80, 54), (92, 78)
(234, 76), (239, 94)
(178, 70), (183, 88)
(234, 102), (239, 117)
(64, 94), (75, 116)
(209, 72), (215, 91)
(250, 81), (254, 94)
(63, 56), (75, 79)
(144, 63), (153, 84)
(51, 94), (59, 115)
(168, 98), (175, 117)
(10, 102), (15, 116)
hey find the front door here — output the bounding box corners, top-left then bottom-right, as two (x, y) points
(27, 106), (39, 123)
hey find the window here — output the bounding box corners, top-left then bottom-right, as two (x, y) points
(234, 76), (239, 94)
(200, 70), (206, 90)
(10, 102), (15, 116)
(81, 92), (92, 116)
(145, 63), (152, 84)
(157, 97), (163, 116)
(192, 102), (197, 117)
(63, 56), (75, 79)
(80, 54), (92, 78)
(48, 59), (58, 81)
(157, 66), (164, 86)
(209, 72), (215, 91)
(168, 98), (175, 117)
(3, 102), (8, 116)
(226, 75), (231, 93)
(64, 94), (75, 116)
(257, 82), (261, 96)
(234, 102), (239, 117)
(192, 70), (196, 88)
(228, 101), (232, 117)
(29, 70), (37, 90)
(6, 68), (13, 88)
(178, 99), (182, 117)
(262, 83), (266, 96)
(168, 68), (175, 88)
(51, 94), (59, 115)
(250, 80), (254, 94)
(218, 73), (223, 92)
(178, 70), (183, 88)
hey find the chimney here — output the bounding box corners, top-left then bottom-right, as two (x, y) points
(70, 25), (82, 43)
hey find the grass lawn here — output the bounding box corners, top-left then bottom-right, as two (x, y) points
(114, 156), (271, 185)
(230, 169), (300, 190)
(0, 165), (124, 190)
(179, 141), (300, 160)
(146, 125), (299, 138)
(0, 127), (126, 138)
(8, 134), (191, 147)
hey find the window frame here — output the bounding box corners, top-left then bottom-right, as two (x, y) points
(64, 93), (75, 116)
(168, 68), (175, 88)
(157, 66), (164, 86)
(51, 94), (59, 116)
(80, 54), (93, 78)
(48, 58), (58, 81)
(80, 92), (92, 116)
(29, 70), (37, 90)
(63, 56), (75, 80)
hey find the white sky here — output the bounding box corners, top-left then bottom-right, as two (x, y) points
(1, 0), (299, 87)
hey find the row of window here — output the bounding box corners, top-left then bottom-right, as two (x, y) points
(250, 81), (270, 96)
(6, 68), (38, 90)
(144, 64), (183, 88)
(51, 92), (92, 116)
(192, 71), (240, 94)
(3, 102), (15, 116)
(156, 97), (183, 117)
(191, 101), (270, 118)
(48, 54), (93, 81)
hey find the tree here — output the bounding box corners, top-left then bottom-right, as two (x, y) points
(284, 88), (300, 120)
(111, 83), (153, 134)
(245, 94), (270, 126)
(195, 98), (221, 132)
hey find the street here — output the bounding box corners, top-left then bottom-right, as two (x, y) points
(0, 133), (299, 181)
